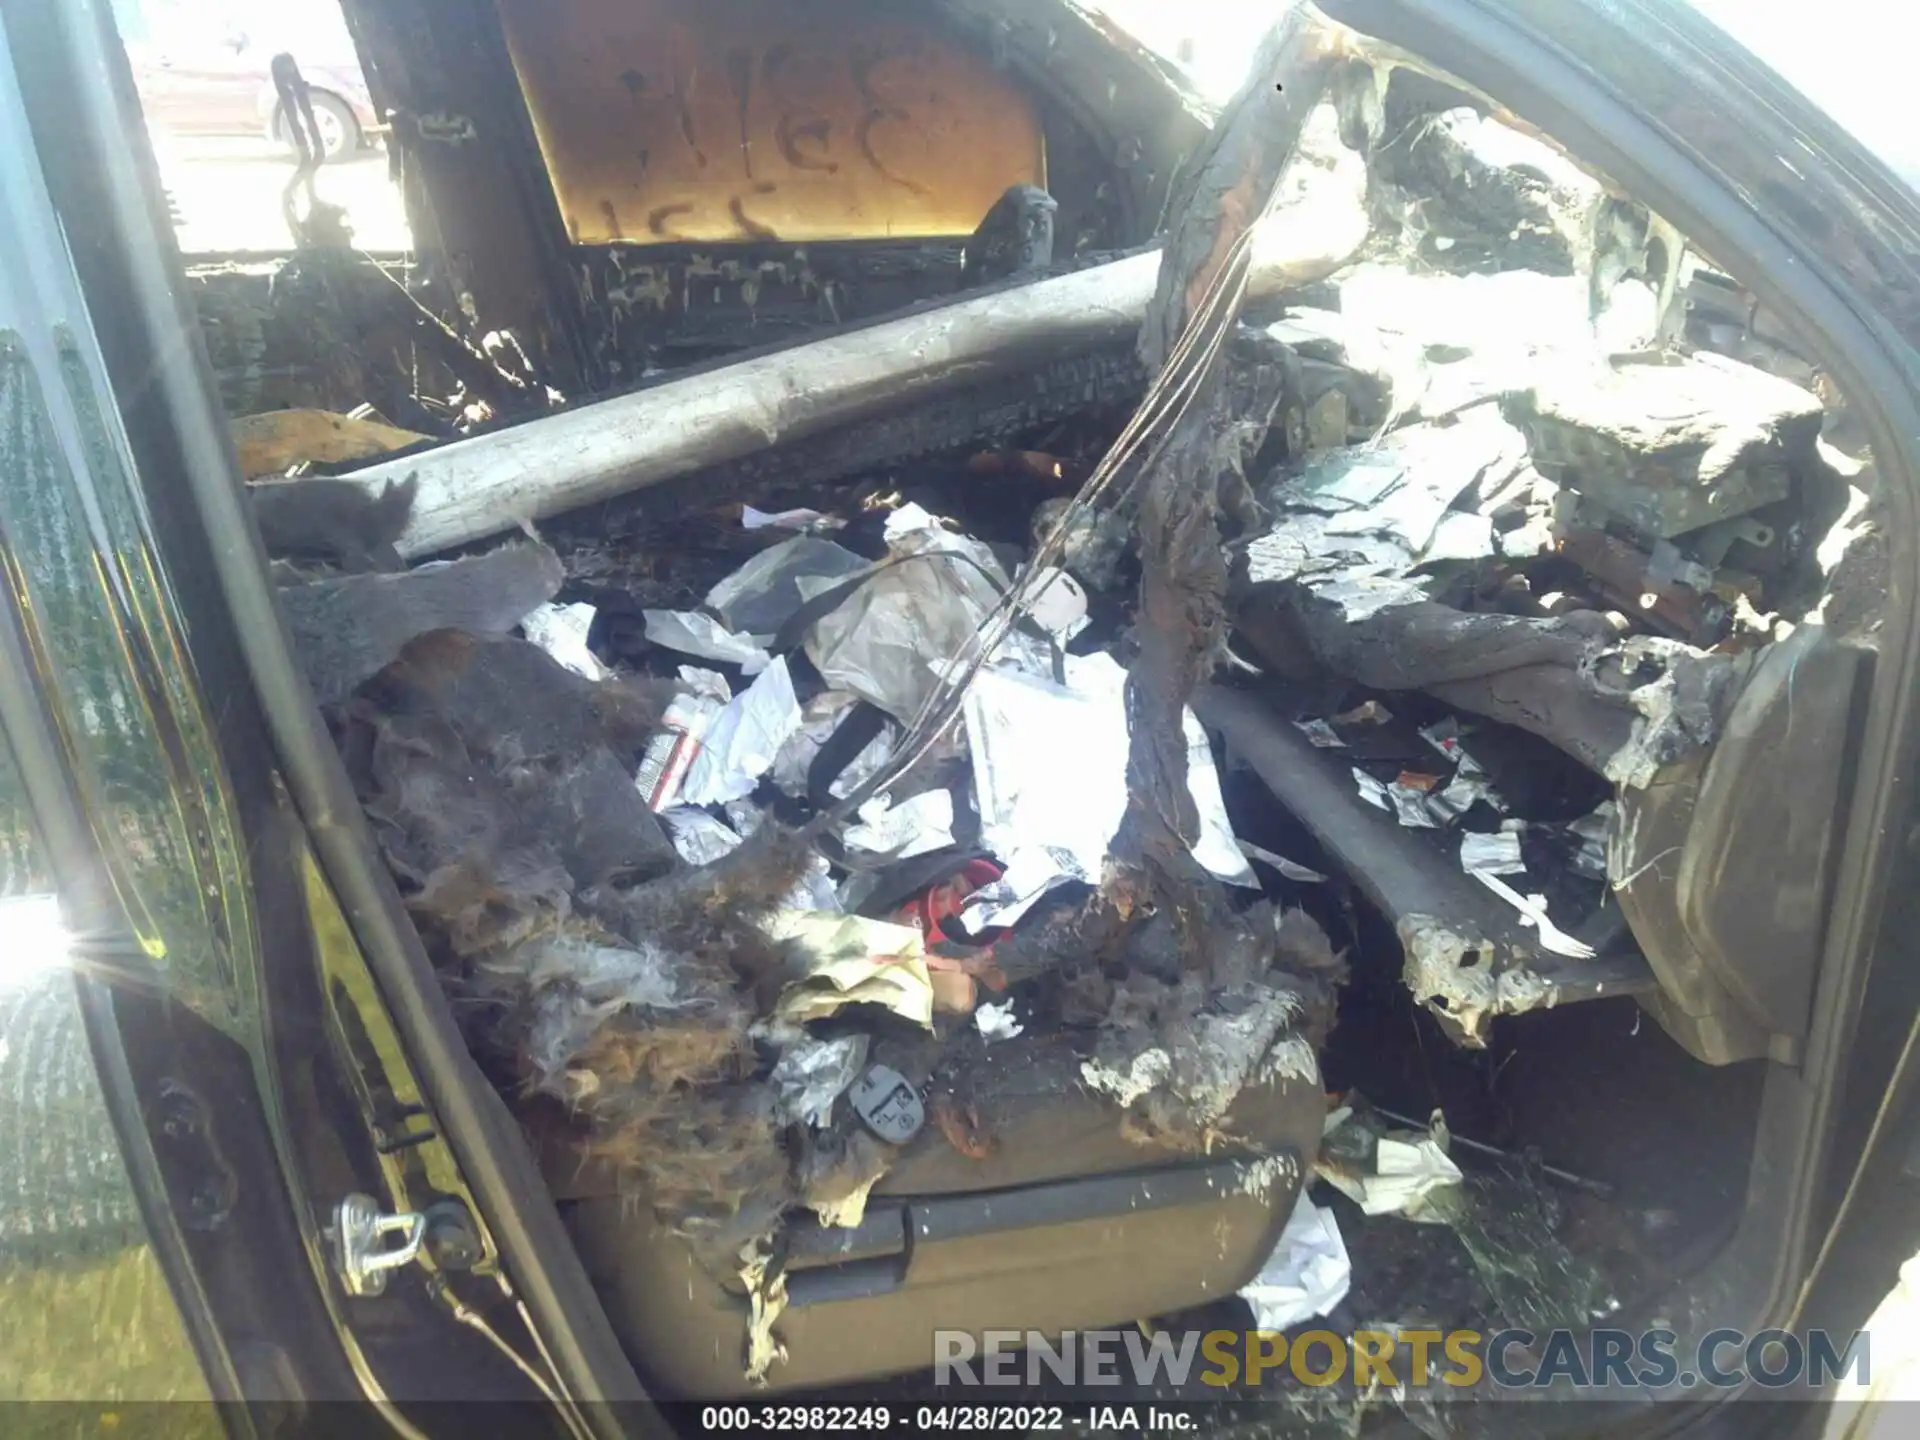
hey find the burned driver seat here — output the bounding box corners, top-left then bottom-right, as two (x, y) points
(545, 1025), (1323, 1397)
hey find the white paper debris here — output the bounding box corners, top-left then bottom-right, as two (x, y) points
(880, 502), (955, 547)
(975, 1001), (1024, 1043)
(952, 845), (1080, 934)
(1294, 718), (1347, 748)
(1430, 768), (1504, 820)
(1240, 1189), (1352, 1330)
(1420, 716), (1477, 769)
(520, 602), (608, 680)
(1567, 802), (1614, 880)
(1333, 700), (1392, 726)
(1390, 781), (1443, 828)
(1354, 767), (1448, 828)
(661, 806), (744, 866)
(636, 690), (727, 810)
(1241, 841), (1328, 884)
(643, 609), (772, 673)
(681, 656), (804, 806)
(676, 665), (731, 702)
(1022, 565), (1090, 641)
(1460, 830), (1526, 876)
(964, 653), (1256, 900)
(842, 790), (956, 860)
(1416, 717), (1508, 819)
(770, 690), (899, 802)
(1353, 768), (1393, 811)
(743, 505), (835, 532)
(1322, 1134), (1466, 1222)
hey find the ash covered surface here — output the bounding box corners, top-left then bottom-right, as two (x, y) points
(243, 21), (1874, 1395)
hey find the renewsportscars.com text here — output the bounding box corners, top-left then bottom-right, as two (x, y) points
(935, 1327), (1870, 1392)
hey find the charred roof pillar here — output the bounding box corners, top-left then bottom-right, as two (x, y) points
(335, 0), (595, 398)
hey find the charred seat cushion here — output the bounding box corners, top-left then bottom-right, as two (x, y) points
(545, 1028), (1323, 1396)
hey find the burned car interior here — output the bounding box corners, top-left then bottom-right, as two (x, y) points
(145, 0), (1892, 1410)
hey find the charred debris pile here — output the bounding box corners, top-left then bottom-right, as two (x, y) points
(245, 25), (1878, 1383)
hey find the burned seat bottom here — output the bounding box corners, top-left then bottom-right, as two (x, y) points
(548, 1030), (1325, 1397)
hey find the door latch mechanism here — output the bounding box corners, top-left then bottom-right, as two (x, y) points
(327, 1193), (427, 1297)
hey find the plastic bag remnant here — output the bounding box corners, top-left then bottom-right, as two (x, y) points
(1460, 829), (1526, 877)
(707, 535), (870, 637)
(769, 1034), (871, 1128)
(643, 609), (773, 673)
(804, 503), (1014, 723)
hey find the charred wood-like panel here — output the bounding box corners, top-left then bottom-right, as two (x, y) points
(554, 342), (1147, 536)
